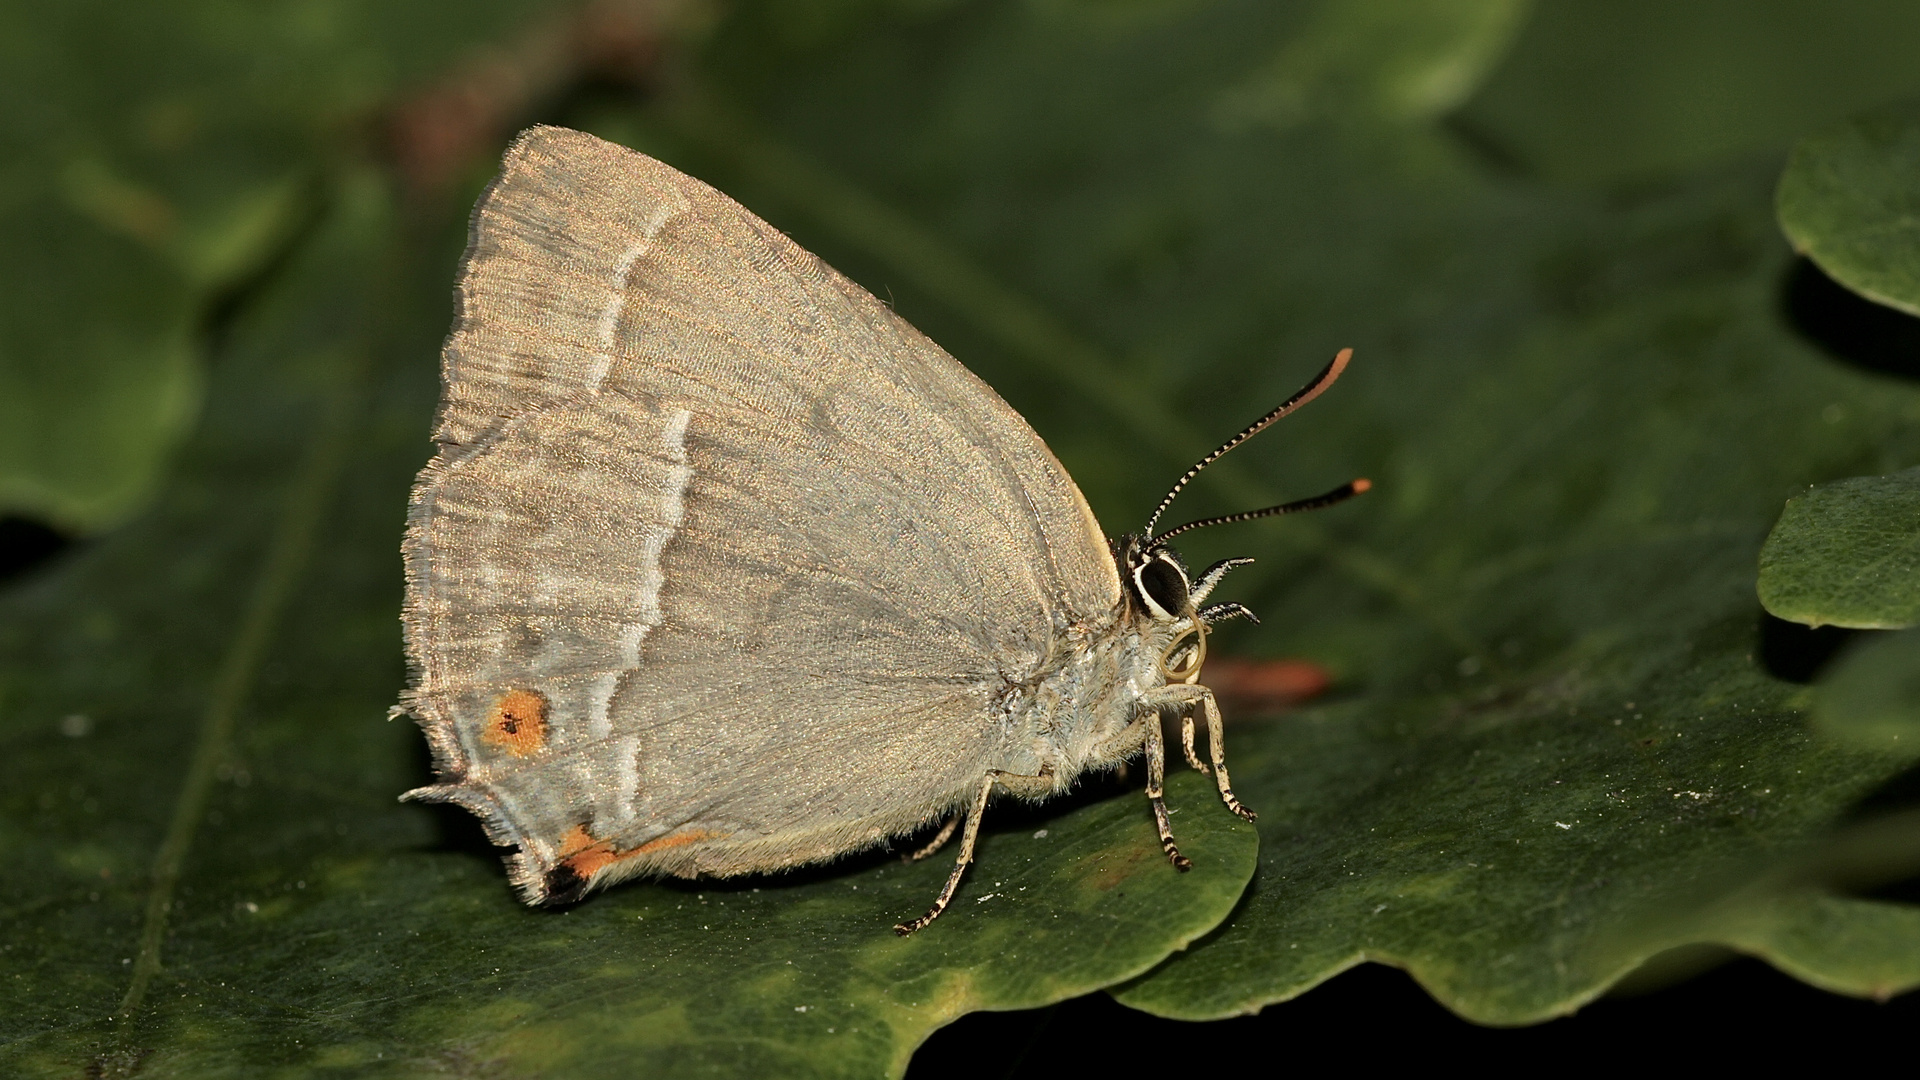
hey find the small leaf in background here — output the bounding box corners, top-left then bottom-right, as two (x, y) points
(1777, 101), (1920, 317)
(1759, 466), (1920, 629)
(0, 0), (567, 533)
(1817, 629), (1920, 750)
(1457, 0), (1920, 184)
(1211, 0), (1529, 131)
(0, 207), (200, 534)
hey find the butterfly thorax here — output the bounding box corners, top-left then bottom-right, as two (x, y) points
(985, 534), (1219, 792)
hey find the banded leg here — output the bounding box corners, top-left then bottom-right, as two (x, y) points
(1199, 687), (1256, 822)
(1143, 713), (1193, 872)
(1179, 712), (1209, 774)
(903, 813), (961, 863)
(894, 773), (997, 935)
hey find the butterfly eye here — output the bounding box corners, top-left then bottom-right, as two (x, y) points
(1132, 552), (1190, 619)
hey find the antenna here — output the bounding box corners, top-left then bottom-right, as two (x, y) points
(1152, 478), (1369, 544)
(1142, 347), (1354, 538)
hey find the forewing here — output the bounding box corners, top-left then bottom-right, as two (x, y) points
(401, 127), (1121, 902)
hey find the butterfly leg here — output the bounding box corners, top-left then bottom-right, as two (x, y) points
(1140, 684), (1257, 823)
(1197, 686), (1256, 822)
(1179, 712), (1210, 774)
(1143, 712), (1193, 872)
(894, 771), (999, 935)
(903, 813), (961, 863)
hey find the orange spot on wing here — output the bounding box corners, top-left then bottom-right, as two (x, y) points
(556, 825), (618, 878)
(634, 828), (715, 855)
(552, 824), (722, 882)
(556, 825), (599, 858)
(482, 688), (548, 756)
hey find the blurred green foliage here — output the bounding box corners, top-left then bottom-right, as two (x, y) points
(0, 0), (556, 532)
(1818, 629), (1920, 751)
(1459, 0), (1920, 183)
(6, 0), (1920, 1076)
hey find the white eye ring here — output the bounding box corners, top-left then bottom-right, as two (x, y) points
(1131, 552), (1190, 620)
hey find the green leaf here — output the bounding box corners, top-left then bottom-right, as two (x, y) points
(1758, 467), (1920, 629)
(0, 0), (564, 532)
(1458, 0), (1920, 184)
(0, 206), (201, 534)
(1817, 630), (1920, 750)
(1777, 102), (1920, 318)
(1210, 0), (1529, 131)
(0, 173), (1256, 1076)
(11, 1), (1920, 1071)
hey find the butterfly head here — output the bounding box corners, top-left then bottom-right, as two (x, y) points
(1121, 536), (1194, 622)
(1117, 534), (1210, 684)
(1119, 347), (1371, 685)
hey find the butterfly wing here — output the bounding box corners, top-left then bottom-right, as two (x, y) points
(401, 127), (1121, 903)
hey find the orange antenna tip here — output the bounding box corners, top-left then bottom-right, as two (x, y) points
(1351, 477), (1372, 493)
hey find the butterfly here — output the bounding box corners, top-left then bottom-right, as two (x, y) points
(398, 126), (1365, 933)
